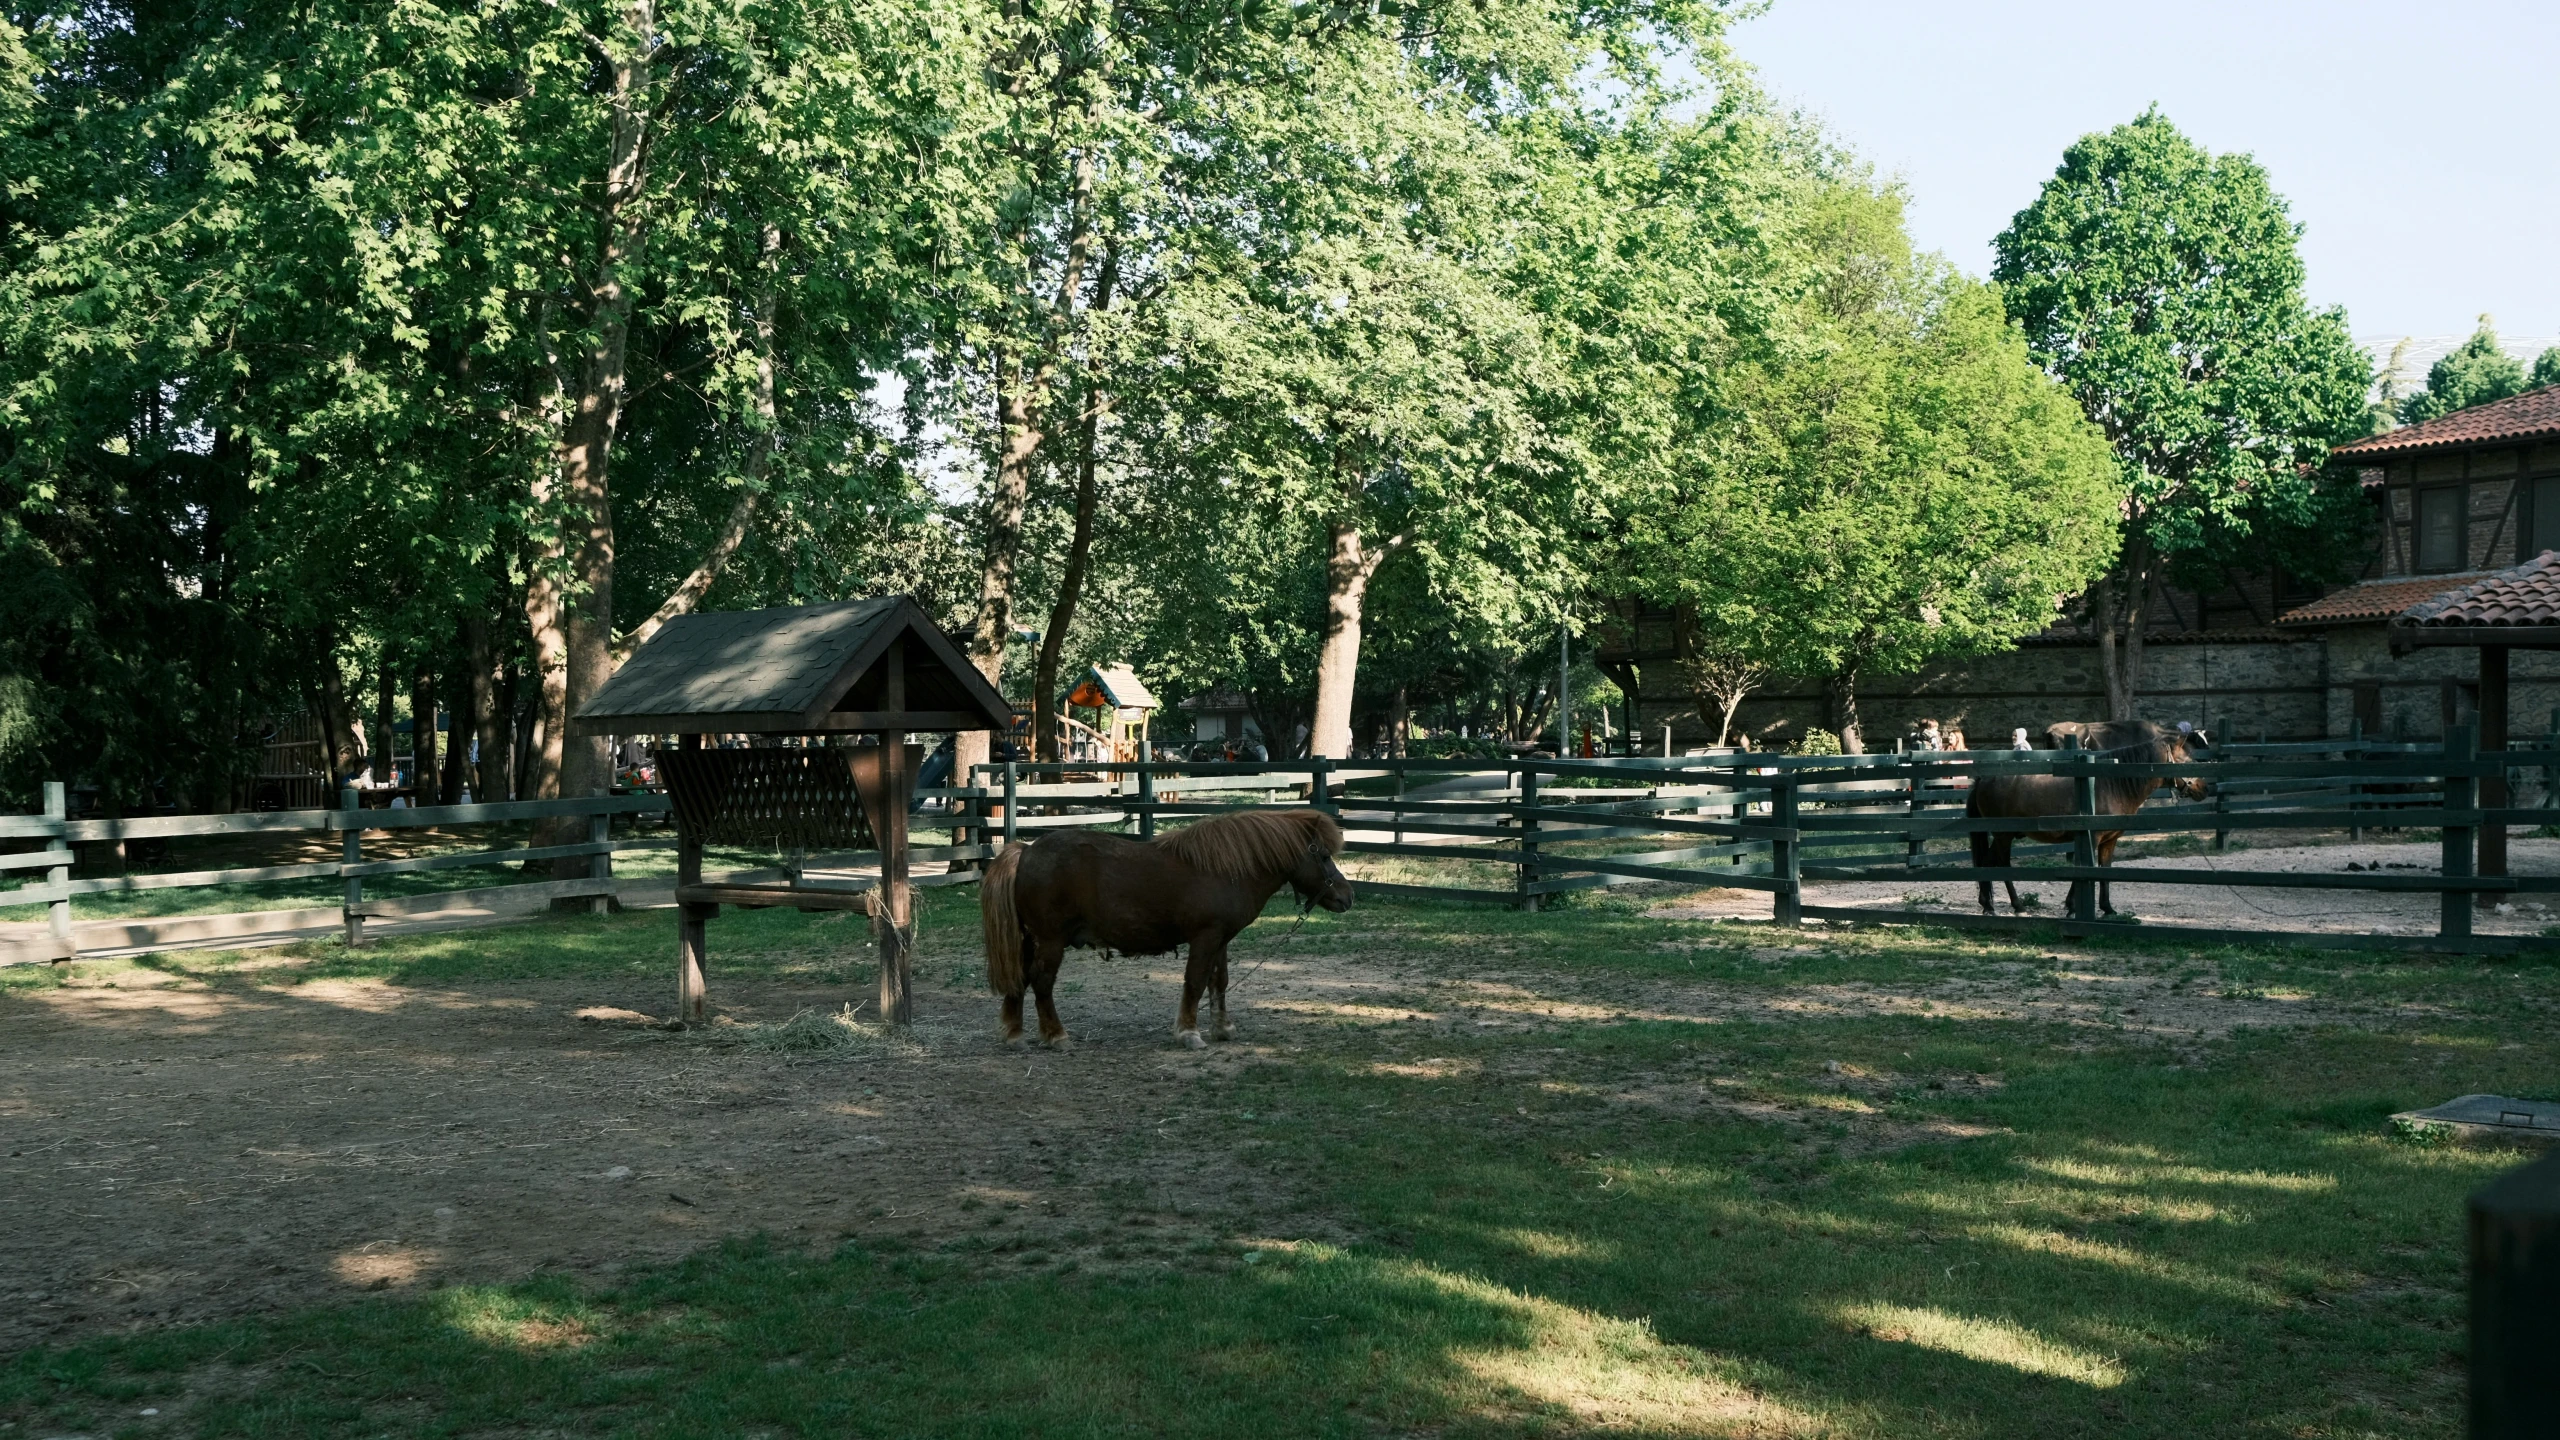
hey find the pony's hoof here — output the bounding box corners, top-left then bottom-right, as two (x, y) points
(1210, 1025), (1233, 1043)
(1044, 1032), (1074, 1051)
(1179, 1029), (1206, 1051)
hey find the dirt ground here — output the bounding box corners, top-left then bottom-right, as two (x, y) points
(1657, 834), (2560, 937)
(0, 905), (2405, 1356)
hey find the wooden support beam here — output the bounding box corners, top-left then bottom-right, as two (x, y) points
(2481, 644), (2509, 901)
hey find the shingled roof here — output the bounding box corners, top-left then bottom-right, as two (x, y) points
(2276, 571), (2499, 627)
(569, 597), (1012, 735)
(2333, 384), (2560, 459)
(2399, 551), (2560, 628)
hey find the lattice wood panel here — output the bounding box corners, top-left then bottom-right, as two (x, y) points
(656, 747), (875, 851)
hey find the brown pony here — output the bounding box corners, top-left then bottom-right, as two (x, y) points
(980, 808), (1354, 1049)
(1967, 722), (2209, 917)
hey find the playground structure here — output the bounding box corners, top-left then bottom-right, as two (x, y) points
(1064, 663), (1157, 762)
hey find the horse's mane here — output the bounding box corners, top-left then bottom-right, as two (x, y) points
(1154, 808), (1343, 882)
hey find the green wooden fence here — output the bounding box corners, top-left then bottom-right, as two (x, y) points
(965, 726), (2557, 955)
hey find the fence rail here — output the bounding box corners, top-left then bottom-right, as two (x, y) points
(952, 727), (2560, 955)
(15, 730), (2559, 963)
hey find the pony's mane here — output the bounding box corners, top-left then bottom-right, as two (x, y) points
(1155, 807), (1343, 882)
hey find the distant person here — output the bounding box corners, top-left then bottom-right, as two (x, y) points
(2010, 728), (2032, 751)
(1238, 732), (1268, 762)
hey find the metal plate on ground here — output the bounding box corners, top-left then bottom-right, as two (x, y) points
(2391, 1093), (2560, 1148)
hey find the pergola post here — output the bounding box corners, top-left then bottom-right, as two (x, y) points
(875, 734), (914, 1027)
(2480, 644), (2509, 904)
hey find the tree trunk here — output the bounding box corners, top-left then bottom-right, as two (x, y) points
(317, 647), (362, 783)
(1032, 252), (1117, 765)
(1309, 520), (1398, 759)
(373, 659), (397, 786)
(1716, 689), (1747, 748)
(468, 612), (503, 803)
(959, 349), (1040, 779)
(412, 669), (440, 806)
(1825, 665), (1863, 754)
(618, 225), (781, 663)
(2091, 532), (2154, 721)
(528, 0), (655, 824)
(1032, 401), (1100, 764)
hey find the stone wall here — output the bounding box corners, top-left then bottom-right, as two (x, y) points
(1620, 625), (2560, 751)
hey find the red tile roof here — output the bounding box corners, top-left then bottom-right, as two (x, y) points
(2399, 551), (2560, 627)
(2333, 384), (2560, 458)
(2276, 571), (2499, 626)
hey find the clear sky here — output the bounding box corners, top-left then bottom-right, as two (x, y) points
(1727, 1), (2560, 351)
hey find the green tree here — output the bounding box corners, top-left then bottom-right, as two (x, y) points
(1630, 259), (2120, 752)
(1993, 109), (2371, 720)
(2529, 343), (2560, 392)
(2400, 316), (2527, 424)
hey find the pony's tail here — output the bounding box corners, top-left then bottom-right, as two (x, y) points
(981, 843), (1026, 996)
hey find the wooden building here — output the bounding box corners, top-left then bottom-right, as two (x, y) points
(1595, 386), (2560, 749)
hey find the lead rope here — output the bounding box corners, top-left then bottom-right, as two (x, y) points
(1226, 891), (1314, 994)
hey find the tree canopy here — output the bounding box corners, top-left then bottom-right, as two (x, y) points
(0, 10), (2368, 805)
(2399, 317), (2530, 424)
(1993, 108), (2372, 720)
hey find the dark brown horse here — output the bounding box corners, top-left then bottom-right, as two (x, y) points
(1968, 722), (2209, 917)
(980, 808), (1354, 1049)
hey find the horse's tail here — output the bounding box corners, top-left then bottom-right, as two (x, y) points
(981, 843), (1026, 996)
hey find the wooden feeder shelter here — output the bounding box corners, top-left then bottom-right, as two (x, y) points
(570, 597), (1011, 1026)
(1064, 663), (1158, 762)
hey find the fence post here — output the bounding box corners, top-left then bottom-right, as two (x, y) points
(1002, 760), (1019, 846)
(1516, 762), (1540, 913)
(588, 799), (612, 916)
(2442, 724), (2476, 942)
(2067, 736), (2099, 924)
(1136, 758), (1156, 840)
(43, 780), (70, 957)
(1771, 768), (1800, 927)
(2347, 716), (2364, 843)
(340, 786), (365, 949)
(1905, 750), (1925, 867)
(1311, 756), (1332, 816)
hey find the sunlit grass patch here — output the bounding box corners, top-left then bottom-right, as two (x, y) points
(1836, 1301), (2128, 1387)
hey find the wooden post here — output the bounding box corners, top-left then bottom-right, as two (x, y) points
(1905, 749), (1925, 867)
(1311, 756), (1333, 816)
(43, 780), (70, 956)
(587, 799), (612, 916)
(1771, 768), (1800, 927)
(2442, 723), (2476, 941)
(340, 785), (365, 948)
(2470, 1149), (2560, 1439)
(875, 736), (914, 1028)
(1002, 759), (1018, 845)
(1515, 762), (1540, 913)
(2067, 735), (2099, 923)
(675, 737), (708, 1024)
(2347, 716), (2364, 843)
(1136, 757), (1156, 840)
(2479, 644), (2509, 904)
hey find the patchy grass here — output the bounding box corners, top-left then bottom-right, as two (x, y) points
(4, 888), (2550, 1437)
